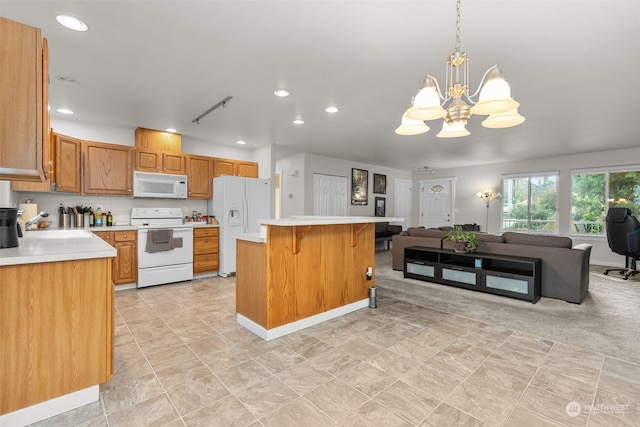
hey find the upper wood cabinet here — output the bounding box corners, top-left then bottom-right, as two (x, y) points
(213, 158), (259, 178)
(135, 127), (181, 153)
(10, 128), (53, 192)
(212, 158), (237, 177)
(82, 141), (133, 195)
(0, 18), (49, 182)
(54, 133), (82, 193)
(134, 148), (185, 175)
(186, 155), (212, 199)
(237, 161), (259, 178)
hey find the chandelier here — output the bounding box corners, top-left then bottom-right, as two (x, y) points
(395, 0), (525, 138)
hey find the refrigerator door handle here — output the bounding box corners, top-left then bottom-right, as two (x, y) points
(243, 195), (248, 233)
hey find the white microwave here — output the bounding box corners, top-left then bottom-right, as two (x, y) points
(133, 171), (188, 199)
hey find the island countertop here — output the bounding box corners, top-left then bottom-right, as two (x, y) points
(258, 216), (403, 226)
(0, 230), (117, 267)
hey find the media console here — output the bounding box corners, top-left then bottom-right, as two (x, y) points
(404, 246), (541, 303)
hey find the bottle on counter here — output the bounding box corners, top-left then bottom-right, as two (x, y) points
(89, 209), (94, 227)
(106, 211), (113, 226)
(95, 208), (103, 226)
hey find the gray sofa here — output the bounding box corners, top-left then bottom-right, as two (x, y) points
(392, 227), (593, 304)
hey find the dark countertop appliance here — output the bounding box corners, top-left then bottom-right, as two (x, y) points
(0, 208), (19, 248)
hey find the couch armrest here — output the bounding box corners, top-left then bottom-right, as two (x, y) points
(573, 243), (592, 252)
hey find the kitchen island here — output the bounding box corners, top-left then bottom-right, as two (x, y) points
(236, 216), (402, 340)
(0, 230), (116, 426)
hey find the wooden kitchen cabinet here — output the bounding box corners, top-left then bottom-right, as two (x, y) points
(237, 161), (259, 178)
(1, 257), (113, 415)
(11, 131), (82, 193)
(54, 133), (82, 192)
(186, 154), (212, 199)
(212, 157), (237, 177)
(212, 157), (259, 178)
(0, 17), (49, 182)
(94, 230), (138, 285)
(10, 128), (53, 192)
(193, 227), (219, 273)
(134, 148), (185, 174)
(112, 231), (137, 284)
(82, 140), (133, 195)
(135, 127), (181, 153)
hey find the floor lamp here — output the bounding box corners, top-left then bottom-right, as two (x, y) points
(477, 190), (501, 233)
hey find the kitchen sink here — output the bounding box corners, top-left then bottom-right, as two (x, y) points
(22, 229), (93, 239)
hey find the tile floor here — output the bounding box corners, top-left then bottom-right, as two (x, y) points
(31, 274), (639, 427)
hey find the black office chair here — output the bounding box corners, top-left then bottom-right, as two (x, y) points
(604, 207), (640, 280)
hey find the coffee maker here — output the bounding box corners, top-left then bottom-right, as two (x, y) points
(0, 207), (20, 248)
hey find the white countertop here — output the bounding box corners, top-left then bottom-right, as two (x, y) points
(191, 223), (219, 228)
(0, 230), (117, 266)
(259, 216), (404, 226)
(236, 233), (266, 243)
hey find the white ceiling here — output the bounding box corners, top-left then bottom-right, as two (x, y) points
(2, 1), (639, 170)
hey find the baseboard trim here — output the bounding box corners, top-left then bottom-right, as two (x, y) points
(0, 385), (99, 427)
(237, 298), (370, 341)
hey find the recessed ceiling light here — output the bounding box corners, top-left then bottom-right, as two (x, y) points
(56, 15), (88, 32)
(274, 89), (289, 97)
(165, 128), (177, 133)
(292, 119), (304, 125)
(325, 106), (338, 113)
(236, 140), (246, 145)
(57, 108), (74, 115)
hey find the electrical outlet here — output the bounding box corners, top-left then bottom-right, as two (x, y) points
(96, 205), (103, 211)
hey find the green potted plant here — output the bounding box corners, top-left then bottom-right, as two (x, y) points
(444, 225), (479, 253)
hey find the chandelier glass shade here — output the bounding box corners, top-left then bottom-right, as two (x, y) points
(396, 0), (524, 138)
(395, 111), (430, 135)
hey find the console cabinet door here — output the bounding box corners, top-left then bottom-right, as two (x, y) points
(82, 141), (132, 195)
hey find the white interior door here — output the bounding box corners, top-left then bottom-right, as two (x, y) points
(394, 178), (413, 229)
(420, 178), (455, 228)
(313, 173), (348, 216)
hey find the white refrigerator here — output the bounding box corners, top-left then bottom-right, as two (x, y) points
(210, 176), (271, 277)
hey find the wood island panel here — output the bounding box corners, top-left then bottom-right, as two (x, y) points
(236, 240), (267, 326)
(237, 223), (375, 331)
(0, 258), (113, 415)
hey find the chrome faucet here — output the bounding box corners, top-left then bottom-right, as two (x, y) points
(25, 210), (49, 228)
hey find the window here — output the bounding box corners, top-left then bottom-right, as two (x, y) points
(502, 172), (558, 232)
(570, 167), (640, 235)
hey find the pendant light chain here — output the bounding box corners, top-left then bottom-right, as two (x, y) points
(455, 0), (461, 52)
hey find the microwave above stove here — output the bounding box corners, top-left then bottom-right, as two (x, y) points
(133, 171), (188, 199)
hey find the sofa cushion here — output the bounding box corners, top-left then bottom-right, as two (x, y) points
(476, 233), (505, 243)
(407, 227), (448, 238)
(502, 231), (572, 248)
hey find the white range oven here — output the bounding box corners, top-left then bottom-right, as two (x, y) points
(131, 207), (194, 288)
